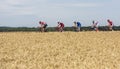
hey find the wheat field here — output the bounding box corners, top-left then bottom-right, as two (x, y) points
(0, 31), (120, 69)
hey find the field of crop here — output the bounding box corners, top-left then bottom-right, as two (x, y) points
(0, 31), (120, 69)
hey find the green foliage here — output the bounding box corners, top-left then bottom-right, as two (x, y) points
(0, 26), (120, 32)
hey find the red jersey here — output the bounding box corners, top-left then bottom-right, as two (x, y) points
(109, 21), (113, 25)
(60, 23), (64, 28)
(39, 21), (46, 25)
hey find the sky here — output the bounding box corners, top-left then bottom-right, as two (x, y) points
(0, 0), (120, 27)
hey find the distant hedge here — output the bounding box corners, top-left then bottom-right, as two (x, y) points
(0, 26), (120, 32)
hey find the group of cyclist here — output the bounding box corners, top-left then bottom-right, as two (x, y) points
(39, 19), (113, 32)
(91, 19), (113, 32)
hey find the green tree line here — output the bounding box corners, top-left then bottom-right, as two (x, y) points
(0, 26), (120, 32)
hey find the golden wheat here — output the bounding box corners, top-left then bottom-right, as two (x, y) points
(0, 31), (120, 69)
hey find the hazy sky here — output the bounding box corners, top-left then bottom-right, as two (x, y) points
(0, 0), (120, 27)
